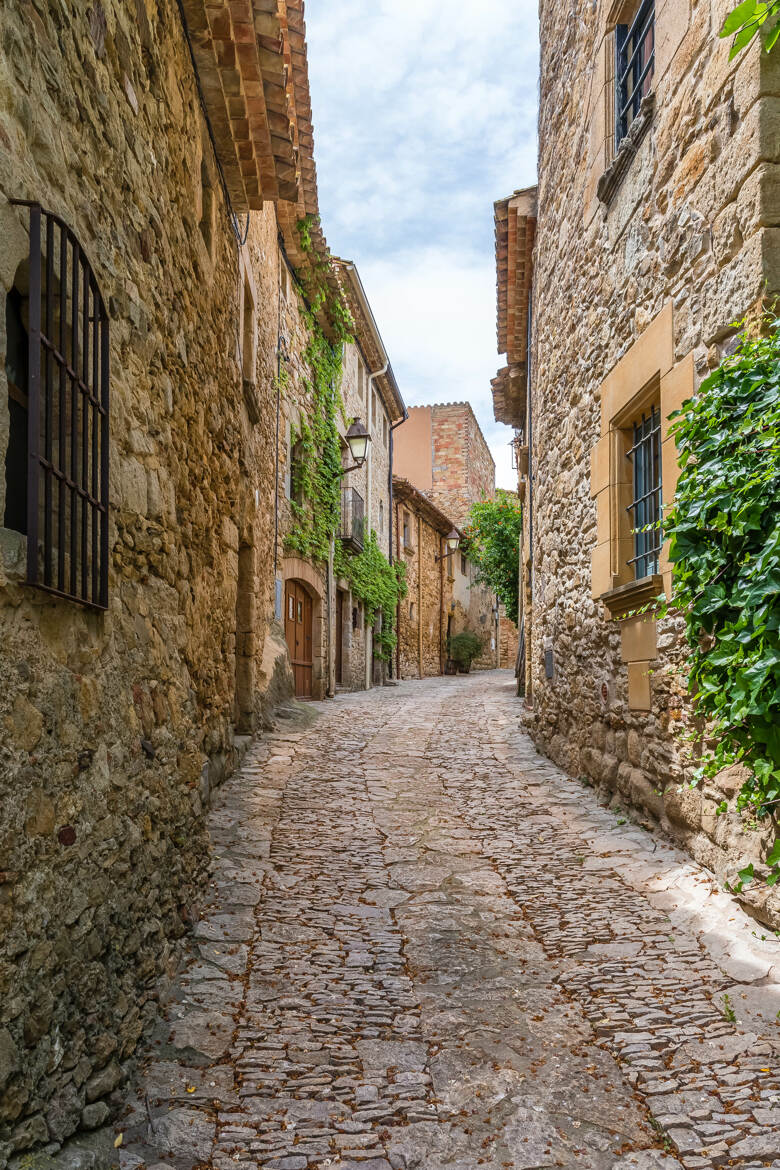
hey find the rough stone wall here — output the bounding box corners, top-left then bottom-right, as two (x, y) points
(333, 340), (390, 691)
(276, 255), (356, 701)
(395, 501), (451, 678)
(499, 612), (519, 670)
(0, 0), (299, 1157)
(367, 378), (392, 549)
(530, 0), (780, 920)
(451, 556), (498, 670)
(428, 403), (495, 527)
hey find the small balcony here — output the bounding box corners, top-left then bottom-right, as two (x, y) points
(340, 487), (365, 554)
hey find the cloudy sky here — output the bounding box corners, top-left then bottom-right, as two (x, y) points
(305, 0), (539, 490)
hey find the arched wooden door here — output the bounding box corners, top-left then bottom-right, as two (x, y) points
(285, 580), (313, 697)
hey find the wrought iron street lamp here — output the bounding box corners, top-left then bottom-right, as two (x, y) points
(340, 418), (371, 475)
(435, 528), (461, 562)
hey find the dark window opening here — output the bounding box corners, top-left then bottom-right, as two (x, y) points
(626, 403), (662, 579)
(403, 510), (412, 549)
(290, 439), (305, 505)
(460, 553), (467, 576)
(6, 201), (110, 608)
(5, 286), (29, 533)
(199, 159), (215, 258)
(242, 274), (255, 383)
(615, 0), (654, 149)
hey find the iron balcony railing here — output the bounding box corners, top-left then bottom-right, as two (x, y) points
(615, 0), (655, 149)
(340, 486), (365, 553)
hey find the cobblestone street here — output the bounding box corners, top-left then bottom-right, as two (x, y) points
(118, 673), (780, 1170)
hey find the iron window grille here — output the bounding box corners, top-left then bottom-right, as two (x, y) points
(626, 403), (662, 579)
(615, 0), (655, 149)
(340, 486), (365, 553)
(9, 201), (110, 608)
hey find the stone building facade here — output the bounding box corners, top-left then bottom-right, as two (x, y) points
(273, 258), (404, 700)
(394, 401), (509, 671)
(393, 401), (495, 526)
(0, 0), (396, 1158)
(497, 1), (780, 921)
(393, 478), (455, 678)
(393, 477), (501, 678)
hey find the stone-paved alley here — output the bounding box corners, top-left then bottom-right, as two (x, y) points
(117, 673), (780, 1170)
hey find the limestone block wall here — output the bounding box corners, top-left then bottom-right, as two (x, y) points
(0, 0), (295, 1156)
(529, 0), (780, 920)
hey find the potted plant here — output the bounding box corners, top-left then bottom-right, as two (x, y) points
(447, 631), (483, 674)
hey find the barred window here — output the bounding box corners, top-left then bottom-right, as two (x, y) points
(626, 404), (662, 579)
(615, 0), (655, 149)
(6, 202), (109, 608)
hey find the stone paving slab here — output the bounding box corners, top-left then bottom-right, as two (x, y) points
(115, 673), (780, 1169)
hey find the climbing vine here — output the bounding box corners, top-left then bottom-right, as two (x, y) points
(461, 492), (523, 625)
(722, 1), (780, 57)
(285, 315), (346, 563)
(665, 317), (780, 883)
(284, 219), (405, 659)
(334, 531), (407, 661)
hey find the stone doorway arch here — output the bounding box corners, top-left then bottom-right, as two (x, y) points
(282, 557), (325, 699)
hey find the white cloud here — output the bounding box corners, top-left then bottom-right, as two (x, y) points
(305, 0), (539, 490)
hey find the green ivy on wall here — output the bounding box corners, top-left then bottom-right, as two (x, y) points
(665, 317), (780, 885)
(334, 530), (408, 661)
(285, 315), (345, 563)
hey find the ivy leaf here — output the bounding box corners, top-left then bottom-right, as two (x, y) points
(721, 0), (761, 36)
(766, 838), (780, 867)
(730, 22), (763, 57)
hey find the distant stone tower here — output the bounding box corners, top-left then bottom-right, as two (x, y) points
(393, 402), (495, 527)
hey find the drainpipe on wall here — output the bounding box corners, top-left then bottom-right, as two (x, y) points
(367, 360), (390, 687)
(439, 533), (445, 676)
(396, 501), (402, 681)
(387, 411), (408, 679)
(526, 280), (534, 702)
(418, 515), (424, 679)
(327, 537), (335, 699)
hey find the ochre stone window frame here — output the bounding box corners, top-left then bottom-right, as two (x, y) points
(614, 0), (655, 151)
(590, 303), (693, 709)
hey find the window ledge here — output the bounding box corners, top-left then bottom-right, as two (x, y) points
(597, 91), (655, 207)
(601, 573), (664, 619)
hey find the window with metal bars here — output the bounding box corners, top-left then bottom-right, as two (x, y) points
(615, 0), (655, 149)
(6, 202), (109, 609)
(626, 404), (662, 579)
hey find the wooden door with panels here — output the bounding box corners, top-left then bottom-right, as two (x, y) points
(284, 581), (313, 698)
